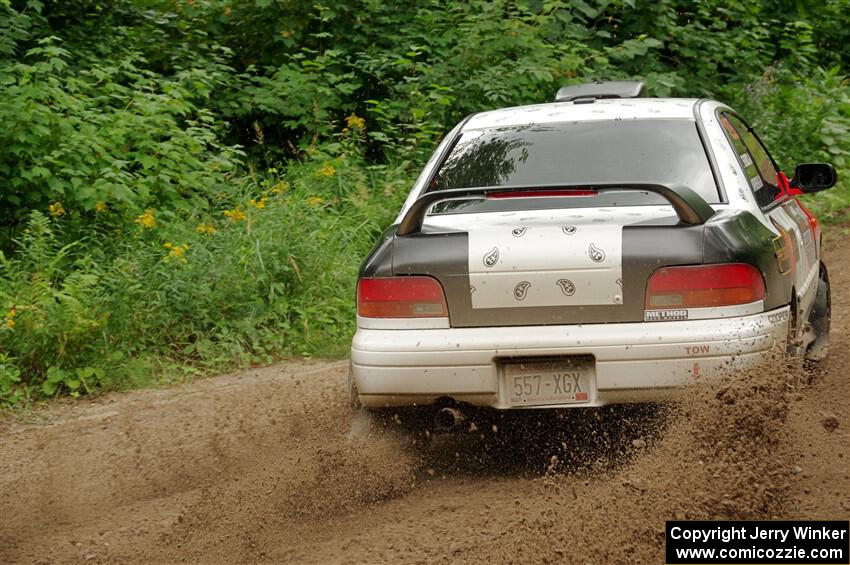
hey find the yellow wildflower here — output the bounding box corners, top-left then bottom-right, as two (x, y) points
(282, 29), (294, 38)
(270, 181), (289, 194)
(307, 196), (324, 207)
(163, 242), (189, 262)
(95, 201), (108, 213)
(316, 163), (336, 177)
(48, 202), (66, 217)
(5, 308), (16, 329)
(248, 197), (267, 209)
(195, 223), (217, 235)
(346, 113), (366, 130)
(134, 209), (157, 229)
(223, 208), (247, 222)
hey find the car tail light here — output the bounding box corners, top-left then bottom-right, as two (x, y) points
(357, 276), (448, 318)
(645, 263), (766, 309)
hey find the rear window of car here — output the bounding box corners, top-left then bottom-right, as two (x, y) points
(430, 119), (720, 204)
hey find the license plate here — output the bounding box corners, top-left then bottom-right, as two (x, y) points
(503, 358), (593, 407)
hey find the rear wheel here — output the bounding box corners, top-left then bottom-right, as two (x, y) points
(805, 264), (831, 361)
(785, 294), (804, 359)
(347, 361), (362, 410)
(347, 363), (389, 438)
(348, 364), (416, 437)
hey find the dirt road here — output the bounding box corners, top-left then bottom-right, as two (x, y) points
(2, 228), (848, 565)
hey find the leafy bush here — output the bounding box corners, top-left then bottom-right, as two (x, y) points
(0, 36), (242, 223)
(729, 65), (850, 222)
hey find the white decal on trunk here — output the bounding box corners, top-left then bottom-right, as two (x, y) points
(645, 309), (688, 321)
(468, 224), (623, 308)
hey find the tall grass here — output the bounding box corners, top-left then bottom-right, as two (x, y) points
(0, 148), (414, 403)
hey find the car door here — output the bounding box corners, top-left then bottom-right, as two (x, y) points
(718, 112), (819, 317)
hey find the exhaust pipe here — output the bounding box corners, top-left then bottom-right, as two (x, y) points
(434, 406), (466, 432)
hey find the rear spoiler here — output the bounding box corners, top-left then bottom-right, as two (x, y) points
(554, 80), (646, 103)
(396, 183), (716, 236)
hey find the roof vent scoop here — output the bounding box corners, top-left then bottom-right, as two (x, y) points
(554, 80), (646, 103)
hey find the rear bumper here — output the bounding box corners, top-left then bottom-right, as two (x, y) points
(350, 307), (790, 409)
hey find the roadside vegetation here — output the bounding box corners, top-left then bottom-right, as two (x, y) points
(1, 0), (848, 405)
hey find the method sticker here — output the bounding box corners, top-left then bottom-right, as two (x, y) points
(645, 309), (688, 321)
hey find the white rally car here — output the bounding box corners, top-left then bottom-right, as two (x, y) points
(349, 81), (835, 423)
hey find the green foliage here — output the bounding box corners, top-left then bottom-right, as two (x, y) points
(1, 144), (412, 402)
(0, 34), (243, 222)
(0, 353), (24, 405)
(0, 212), (106, 385)
(729, 65), (850, 222)
(1, 0), (848, 404)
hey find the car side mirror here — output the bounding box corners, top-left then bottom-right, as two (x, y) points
(791, 163), (837, 192)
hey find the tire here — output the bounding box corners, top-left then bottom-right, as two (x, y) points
(347, 361), (362, 410)
(347, 362), (389, 438)
(785, 293), (804, 359)
(805, 264), (831, 361)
